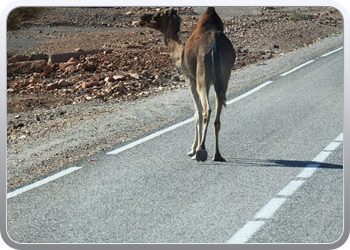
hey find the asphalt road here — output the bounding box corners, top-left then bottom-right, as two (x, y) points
(6, 48), (343, 244)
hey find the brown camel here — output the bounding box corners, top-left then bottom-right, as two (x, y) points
(139, 7), (236, 162)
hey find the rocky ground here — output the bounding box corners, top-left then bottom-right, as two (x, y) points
(7, 7), (343, 190)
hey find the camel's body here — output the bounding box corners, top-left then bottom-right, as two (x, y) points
(139, 7), (236, 161)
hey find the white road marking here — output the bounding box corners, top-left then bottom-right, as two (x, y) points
(226, 81), (274, 105)
(7, 47), (343, 217)
(312, 151), (332, 162)
(277, 180), (305, 196)
(335, 133), (343, 141)
(297, 163), (321, 178)
(279, 60), (315, 77)
(323, 141), (342, 151)
(7, 167), (82, 199)
(228, 132), (343, 243)
(254, 198), (287, 219)
(106, 118), (194, 155)
(107, 47), (343, 156)
(107, 80), (274, 155)
(320, 47), (344, 57)
(227, 221), (265, 243)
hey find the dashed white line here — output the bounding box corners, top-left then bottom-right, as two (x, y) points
(277, 180), (305, 196)
(227, 132), (343, 243)
(227, 221), (265, 244)
(312, 151), (332, 163)
(323, 141), (342, 151)
(7, 48), (343, 206)
(297, 163), (321, 178)
(254, 198), (287, 219)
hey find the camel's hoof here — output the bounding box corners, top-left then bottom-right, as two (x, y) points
(187, 151), (196, 157)
(212, 153), (226, 162)
(196, 149), (208, 162)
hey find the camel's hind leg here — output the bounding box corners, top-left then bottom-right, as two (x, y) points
(195, 75), (211, 162)
(212, 94), (226, 161)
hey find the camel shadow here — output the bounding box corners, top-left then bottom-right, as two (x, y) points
(202, 157), (343, 170)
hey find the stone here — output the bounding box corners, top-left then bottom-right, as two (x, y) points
(116, 82), (126, 93)
(58, 79), (70, 87)
(46, 83), (58, 90)
(59, 61), (78, 70)
(80, 63), (97, 71)
(33, 72), (41, 78)
(43, 65), (54, 74)
(129, 73), (139, 80)
(29, 78), (38, 84)
(113, 75), (126, 81)
(104, 77), (116, 83)
(104, 49), (113, 55)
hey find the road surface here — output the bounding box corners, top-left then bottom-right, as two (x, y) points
(6, 47), (343, 245)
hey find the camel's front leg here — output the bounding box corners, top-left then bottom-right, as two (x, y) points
(186, 78), (203, 158)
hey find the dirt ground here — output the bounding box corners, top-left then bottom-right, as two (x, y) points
(7, 7), (343, 190)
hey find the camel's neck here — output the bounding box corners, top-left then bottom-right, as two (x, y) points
(163, 28), (183, 70)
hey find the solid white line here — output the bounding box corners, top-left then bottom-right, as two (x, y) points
(297, 163), (321, 178)
(320, 47), (343, 57)
(279, 60), (315, 77)
(106, 118), (194, 155)
(277, 180), (305, 196)
(227, 221), (265, 243)
(7, 167), (82, 199)
(254, 198), (287, 219)
(107, 81), (275, 155)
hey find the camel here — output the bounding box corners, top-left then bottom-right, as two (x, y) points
(139, 7), (236, 162)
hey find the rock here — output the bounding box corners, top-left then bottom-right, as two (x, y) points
(116, 82), (126, 93)
(80, 63), (97, 71)
(172, 75), (180, 81)
(104, 77), (116, 83)
(68, 57), (78, 63)
(58, 79), (70, 87)
(7, 88), (15, 93)
(104, 49), (113, 55)
(59, 61), (78, 70)
(33, 72), (41, 78)
(46, 83), (58, 90)
(76, 48), (83, 52)
(113, 75), (127, 81)
(29, 78), (38, 84)
(43, 65), (54, 74)
(129, 73), (139, 80)
(7, 60), (47, 75)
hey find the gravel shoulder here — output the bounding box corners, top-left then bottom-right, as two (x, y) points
(7, 7), (344, 191)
